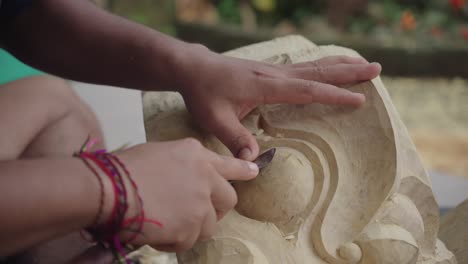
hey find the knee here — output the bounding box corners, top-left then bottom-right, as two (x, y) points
(17, 76), (79, 112)
(6, 76), (99, 131)
(40, 77), (100, 134)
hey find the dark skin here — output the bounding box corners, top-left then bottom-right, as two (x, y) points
(1, 0), (189, 91)
(0, 0), (381, 261)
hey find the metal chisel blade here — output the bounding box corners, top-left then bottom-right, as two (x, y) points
(253, 148), (276, 170)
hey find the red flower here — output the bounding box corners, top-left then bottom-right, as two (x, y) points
(401, 10), (416, 31)
(449, 0), (465, 10)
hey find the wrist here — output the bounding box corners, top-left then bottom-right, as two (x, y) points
(76, 156), (115, 228)
(161, 41), (215, 94)
(77, 150), (143, 243)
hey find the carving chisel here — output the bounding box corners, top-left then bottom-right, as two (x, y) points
(229, 148), (276, 184)
(253, 148), (276, 170)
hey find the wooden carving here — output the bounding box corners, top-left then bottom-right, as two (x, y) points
(439, 199), (468, 264)
(142, 36), (456, 264)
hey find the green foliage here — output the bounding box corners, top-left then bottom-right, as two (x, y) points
(292, 8), (314, 26)
(380, 0), (404, 24)
(110, 0), (176, 36)
(106, 0), (467, 43)
(422, 10), (451, 27)
(274, 0), (324, 24)
(128, 13), (150, 25)
(217, 0), (242, 25)
(350, 16), (377, 34)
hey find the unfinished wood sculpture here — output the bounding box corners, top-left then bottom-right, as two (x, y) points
(142, 36), (456, 264)
(439, 199), (468, 264)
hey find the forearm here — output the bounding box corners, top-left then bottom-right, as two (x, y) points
(1, 0), (203, 91)
(0, 158), (102, 256)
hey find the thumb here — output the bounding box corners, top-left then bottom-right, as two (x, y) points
(213, 154), (259, 181)
(210, 109), (259, 161)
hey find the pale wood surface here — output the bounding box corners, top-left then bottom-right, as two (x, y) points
(143, 36), (457, 264)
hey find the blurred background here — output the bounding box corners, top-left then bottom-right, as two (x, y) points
(106, 0), (468, 59)
(1, 0), (467, 208)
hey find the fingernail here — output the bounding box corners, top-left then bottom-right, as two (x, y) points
(247, 161), (259, 175)
(238, 148), (252, 160)
(355, 93), (366, 104)
(349, 93), (365, 106)
(370, 62), (382, 69)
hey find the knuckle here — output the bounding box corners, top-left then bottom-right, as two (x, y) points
(183, 137), (203, 149)
(228, 133), (249, 150)
(193, 183), (212, 206)
(302, 80), (318, 92)
(260, 79), (277, 104)
(177, 241), (194, 252)
(172, 210), (207, 250)
(173, 233), (185, 245)
(199, 228), (216, 241)
(314, 66), (330, 81)
(173, 235), (195, 251)
(308, 60), (321, 68)
(190, 211), (206, 226)
(190, 185), (210, 207)
(227, 190), (238, 209)
(303, 81), (324, 97)
(221, 184), (238, 209)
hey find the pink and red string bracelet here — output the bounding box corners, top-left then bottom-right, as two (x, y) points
(74, 138), (162, 264)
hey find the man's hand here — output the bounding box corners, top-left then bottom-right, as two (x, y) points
(115, 139), (258, 252)
(180, 50), (381, 161)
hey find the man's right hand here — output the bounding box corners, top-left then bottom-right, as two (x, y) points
(113, 139), (259, 252)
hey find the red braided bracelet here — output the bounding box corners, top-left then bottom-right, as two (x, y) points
(78, 156), (105, 229)
(75, 138), (162, 264)
(81, 152), (122, 241)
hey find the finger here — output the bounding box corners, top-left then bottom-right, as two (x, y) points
(212, 154), (259, 181)
(290, 63), (381, 86)
(198, 202), (218, 241)
(166, 224), (201, 252)
(261, 78), (365, 106)
(152, 216), (202, 252)
(68, 245), (114, 264)
(209, 109), (260, 161)
(154, 244), (177, 252)
(210, 171), (238, 219)
(209, 154), (258, 218)
(289, 56), (368, 68)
